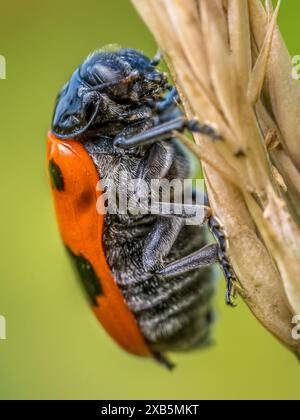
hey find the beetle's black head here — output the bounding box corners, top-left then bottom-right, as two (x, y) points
(52, 48), (167, 139)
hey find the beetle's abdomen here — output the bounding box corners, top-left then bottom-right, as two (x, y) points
(103, 219), (215, 353)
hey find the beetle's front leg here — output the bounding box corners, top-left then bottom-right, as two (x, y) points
(114, 116), (222, 149)
(154, 87), (180, 113)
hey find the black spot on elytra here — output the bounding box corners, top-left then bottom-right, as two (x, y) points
(66, 247), (103, 306)
(49, 159), (64, 191)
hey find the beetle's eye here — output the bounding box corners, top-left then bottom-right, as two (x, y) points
(93, 63), (120, 83)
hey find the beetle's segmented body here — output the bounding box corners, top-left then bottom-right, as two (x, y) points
(84, 138), (215, 354)
(48, 48), (234, 366)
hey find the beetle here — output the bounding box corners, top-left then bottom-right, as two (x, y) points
(48, 48), (235, 368)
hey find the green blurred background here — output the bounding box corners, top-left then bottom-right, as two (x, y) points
(0, 0), (299, 400)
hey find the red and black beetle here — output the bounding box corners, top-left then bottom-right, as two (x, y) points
(48, 48), (234, 368)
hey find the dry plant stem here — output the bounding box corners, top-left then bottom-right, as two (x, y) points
(248, 0), (300, 170)
(256, 99), (300, 223)
(132, 0), (300, 356)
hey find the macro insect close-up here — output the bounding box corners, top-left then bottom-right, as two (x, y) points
(1, 0), (300, 402)
(48, 48), (236, 368)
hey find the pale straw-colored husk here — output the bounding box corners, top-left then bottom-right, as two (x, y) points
(132, 0), (300, 357)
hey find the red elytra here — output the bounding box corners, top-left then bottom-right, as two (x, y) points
(47, 131), (151, 357)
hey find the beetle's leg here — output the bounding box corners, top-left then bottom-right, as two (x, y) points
(157, 243), (235, 306)
(133, 141), (210, 222)
(134, 137), (189, 198)
(155, 87), (181, 113)
(194, 191), (236, 304)
(156, 216), (236, 306)
(143, 217), (186, 273)
(151, 202), (211, 222)
(157, 244), (219, 277)
(142, 206), (210, 273)
(114, 116), (222, 148)
(149, 182), (236, 305)
(131, 137), (213, 273)
(129, 139), (193, 272)
(136, 142), (175, 187)
(208, 216), (236, 306)
(108, 109), (155, 142)
(146, 87), (179, 111)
